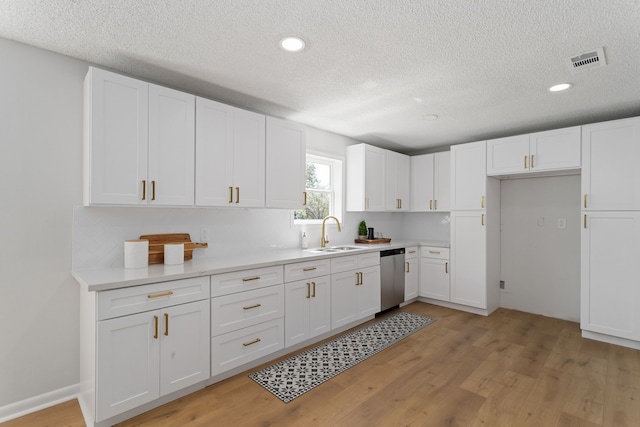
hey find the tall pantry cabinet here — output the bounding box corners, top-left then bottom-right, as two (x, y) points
(449, 141), (500, 315)
(581, 116), (640, 348)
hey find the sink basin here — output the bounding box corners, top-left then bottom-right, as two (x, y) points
(306, 245), (363, 253)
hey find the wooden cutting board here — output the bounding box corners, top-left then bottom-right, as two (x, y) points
(354, 238), (392, 244)
(139, 233), (208, 264)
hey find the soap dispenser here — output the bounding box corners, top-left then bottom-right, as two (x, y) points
(301, 232), (308, 249)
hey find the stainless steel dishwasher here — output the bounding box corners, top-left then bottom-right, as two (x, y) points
(379, 248), (405, 313)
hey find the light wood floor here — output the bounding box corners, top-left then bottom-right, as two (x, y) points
(5, 302), (640, 427)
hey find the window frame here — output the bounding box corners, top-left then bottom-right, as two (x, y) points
(294, 152), (343, 225)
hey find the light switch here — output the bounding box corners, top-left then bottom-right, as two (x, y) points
(558, 218), (566, 229)
(537, 218), (544, 227)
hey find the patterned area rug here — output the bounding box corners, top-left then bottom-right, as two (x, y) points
(249, 311), (435, 403)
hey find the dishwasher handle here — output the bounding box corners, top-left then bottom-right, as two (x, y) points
(380, 248), (405, 257)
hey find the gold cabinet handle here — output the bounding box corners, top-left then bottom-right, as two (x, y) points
(141, 180), (147, 200)
(428, 250), (441, 254)
(481, 196), (485, 209)
(229, 186), (233, 203)
(445, 262), (448, 274)
(312, 281), (316, 297)
(524, 155), (527, 169)
(242, 276), (260, 282)
(243, 338), (261, 347)
(405, 261), (409, 273)
(365, 197), (369, 210)
(584, 194), (587, 209)
(306, 282), (311, 299)
(303, 267), (317, 272)
(164, 313), (169, 336)
(531, 154), (535, 169)
(153, 315), (159, 339)
(148, 291), (174, 299)
(481, 214), (485, 226)
(584, 214), (587, 229)
(303, 191), (307, 206)
(355, 272), (360, 285)
(151, 180), (156, 201)
(408, 250), (417, 254)
(434, 200), (437, 210)
(235, 187), (240, 204)
(243, 303), (262, 310)
(429, 199), (433, 210)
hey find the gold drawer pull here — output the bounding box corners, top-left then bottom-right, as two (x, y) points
(405, 262), (409, 273)
(445, 262), (449, 274)
(242, 276), (261, 282)
(584, 194), (587, 209)
(481, 213), (485, 226)
(312, 281), (316, 297)
(303, 267), (317, 272)
(243, 304), (262, 310)
(164, 313), (169, 336)
(153, 315), (158, 339)
(428, 250), (441, 254)
(408, 250), (416, 254)
(524, 155), (527, 169)
(481, 195), (485, 209)
(243, 338), (261, 347)
(148, 291), (174, 299)
(584, 214), (587, 229)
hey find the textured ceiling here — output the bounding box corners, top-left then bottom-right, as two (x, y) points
(1, 0), (639, 153)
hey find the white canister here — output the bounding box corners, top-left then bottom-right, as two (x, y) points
(124, 240), (149, 269)
(164, 243), (184, 265)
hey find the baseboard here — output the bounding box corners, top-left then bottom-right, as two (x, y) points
(0, 383), (79, 423)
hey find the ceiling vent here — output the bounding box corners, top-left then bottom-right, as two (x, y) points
(566, 47), (607, 73)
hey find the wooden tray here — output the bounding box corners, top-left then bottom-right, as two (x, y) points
(139, 233), (208, 264)
(354, 238), (392, 244)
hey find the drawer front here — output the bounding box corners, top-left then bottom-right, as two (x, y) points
(211, 285), (284, 336)
(358, 251), (380, 268)
(211, 318), (284, 376)
(330, 255), (358, 274)
(211, 265), (284, 297)
(420, 246), (450, 260)
(405, 246), (419, 260)
(97, 276), (210, 321)
(284, 258), (331, 282)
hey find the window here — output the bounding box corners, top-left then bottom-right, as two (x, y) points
(294, 154), (343, 224)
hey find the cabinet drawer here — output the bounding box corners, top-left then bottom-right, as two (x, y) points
(211, 265), (283, 297)
(211, 285), (284, 336)
(405, 246), (418, 260)
(284, 259), (331, 282)
(211, 318), (284, 376)
(420, 246), (449, 260)
(97, 276), (210, 321)
(331, 252), (380, 274)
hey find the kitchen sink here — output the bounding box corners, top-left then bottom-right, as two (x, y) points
(306, 245), (363, 253)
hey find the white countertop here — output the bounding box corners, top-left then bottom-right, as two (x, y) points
(73, 240), (449, 292)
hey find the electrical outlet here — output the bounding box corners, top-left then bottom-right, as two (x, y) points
(558, 218), (566, 229)
(200, 227), (210, 243)
(500, 280), (505, 289)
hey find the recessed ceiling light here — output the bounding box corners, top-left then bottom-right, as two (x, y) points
(423, 114), (439, 121)
(549, 83), (573, 92)
(279, 36), (306, 52)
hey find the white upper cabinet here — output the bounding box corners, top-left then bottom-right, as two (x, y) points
(385, 150), (410, 211)
(411, 151), (450, 212)
(582, 117), (640, 211)
(84, 67), (195, 206)
(265, 117), (306, 209)
(346, 143), (386, 211)
(486, 126), (581, 176)
(148, 84), (195, 206)
(195, 97), (265, 208)
(451, 141), (487, 210)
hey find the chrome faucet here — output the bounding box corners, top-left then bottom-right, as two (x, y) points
(321, 215), (342, 247)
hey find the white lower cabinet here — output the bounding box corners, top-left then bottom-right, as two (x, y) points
(331, 253), (381, 329)
(404, 247), (418, 301)
(285, 275), (331, 347)
(581, 212), (640, 342)
(418, 247), (450, 301)
(93, 278), (210, 423)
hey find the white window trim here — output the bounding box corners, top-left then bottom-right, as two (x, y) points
(294, 152), (343, 225)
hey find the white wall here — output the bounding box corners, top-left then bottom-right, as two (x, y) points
(499, 175), (581, 321)
(0, 38), (85, 406)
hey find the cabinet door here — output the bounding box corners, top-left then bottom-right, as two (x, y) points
(410, 154), (434, 212)
(85, 67), (148, 205)
(285, 280), (312, 347)
(486, 134), (530, 176)
(582, 117), (640, 210)
(331, 270), (359, 329)
(433, 151), (451, 211)
(405, 257), (419, 301)
(365, 145), (386, 211)
(96, 311), (160, 422)
(385, 150), (410, 211)
(358, 265), (381, 318)
(148, 84), (195, 206)
(581, 212), (640, 340)
(232, 108), (266, 207)
(451, 141), (487, 210)
(529, 126), (581, 172)
(450, 211), (487, 309)
(195, 97), (234, 206)
(265, 117), (306, 209)
(419, 258), (449, 301)
(308, 275), (331, 339)
(160, 300), (210, 395)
